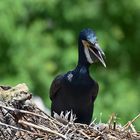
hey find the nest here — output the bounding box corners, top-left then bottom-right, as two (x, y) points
(0, 84), (139, 140)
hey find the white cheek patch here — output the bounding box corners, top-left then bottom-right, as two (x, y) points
(84, 47), (93, 64)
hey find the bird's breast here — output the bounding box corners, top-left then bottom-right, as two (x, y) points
(62, 73), (94, 104)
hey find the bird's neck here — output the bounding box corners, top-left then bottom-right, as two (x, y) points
(75, 64), (90, 75)
(77, 42), (90, 70)
(77, 43), (90, 74)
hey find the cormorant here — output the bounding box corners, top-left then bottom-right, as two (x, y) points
(49, 28), (106, 124)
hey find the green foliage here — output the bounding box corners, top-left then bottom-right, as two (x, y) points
(0, 0), (140, 129)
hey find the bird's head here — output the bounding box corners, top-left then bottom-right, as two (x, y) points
(79, 28), (106, 67)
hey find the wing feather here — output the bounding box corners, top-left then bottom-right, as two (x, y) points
(49, 74), (63, 100)
(91, 81), (99, 101)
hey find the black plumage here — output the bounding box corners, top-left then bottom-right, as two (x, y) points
(49, 28), (105, 124)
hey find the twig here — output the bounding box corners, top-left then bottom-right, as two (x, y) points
(77, 129), (91, 139)
(113, 121), (116, 131)
(94, 135), (101, 140)
(108, 113), (116, 129)
(18, 120), (67, 139)
(0, 104), (64, 127)
(123, 113), (140, 130)
(130, 124), (136, 133)
(37, 107), (60, 122)
(0, 121), (45, 137)
(89, 118), (96, 127)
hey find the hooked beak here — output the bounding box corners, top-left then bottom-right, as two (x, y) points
(82, 40), (106, 67)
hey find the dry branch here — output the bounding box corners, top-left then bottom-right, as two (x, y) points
(0, 83), (139, 140)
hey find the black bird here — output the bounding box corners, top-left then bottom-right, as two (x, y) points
(49, 28), (106, 124)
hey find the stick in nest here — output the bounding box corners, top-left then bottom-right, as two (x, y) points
(123, 113), (140, 130)
(18, 120), (67, 139)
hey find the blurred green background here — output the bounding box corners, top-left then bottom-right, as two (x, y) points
(0, 0), (140, 129)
